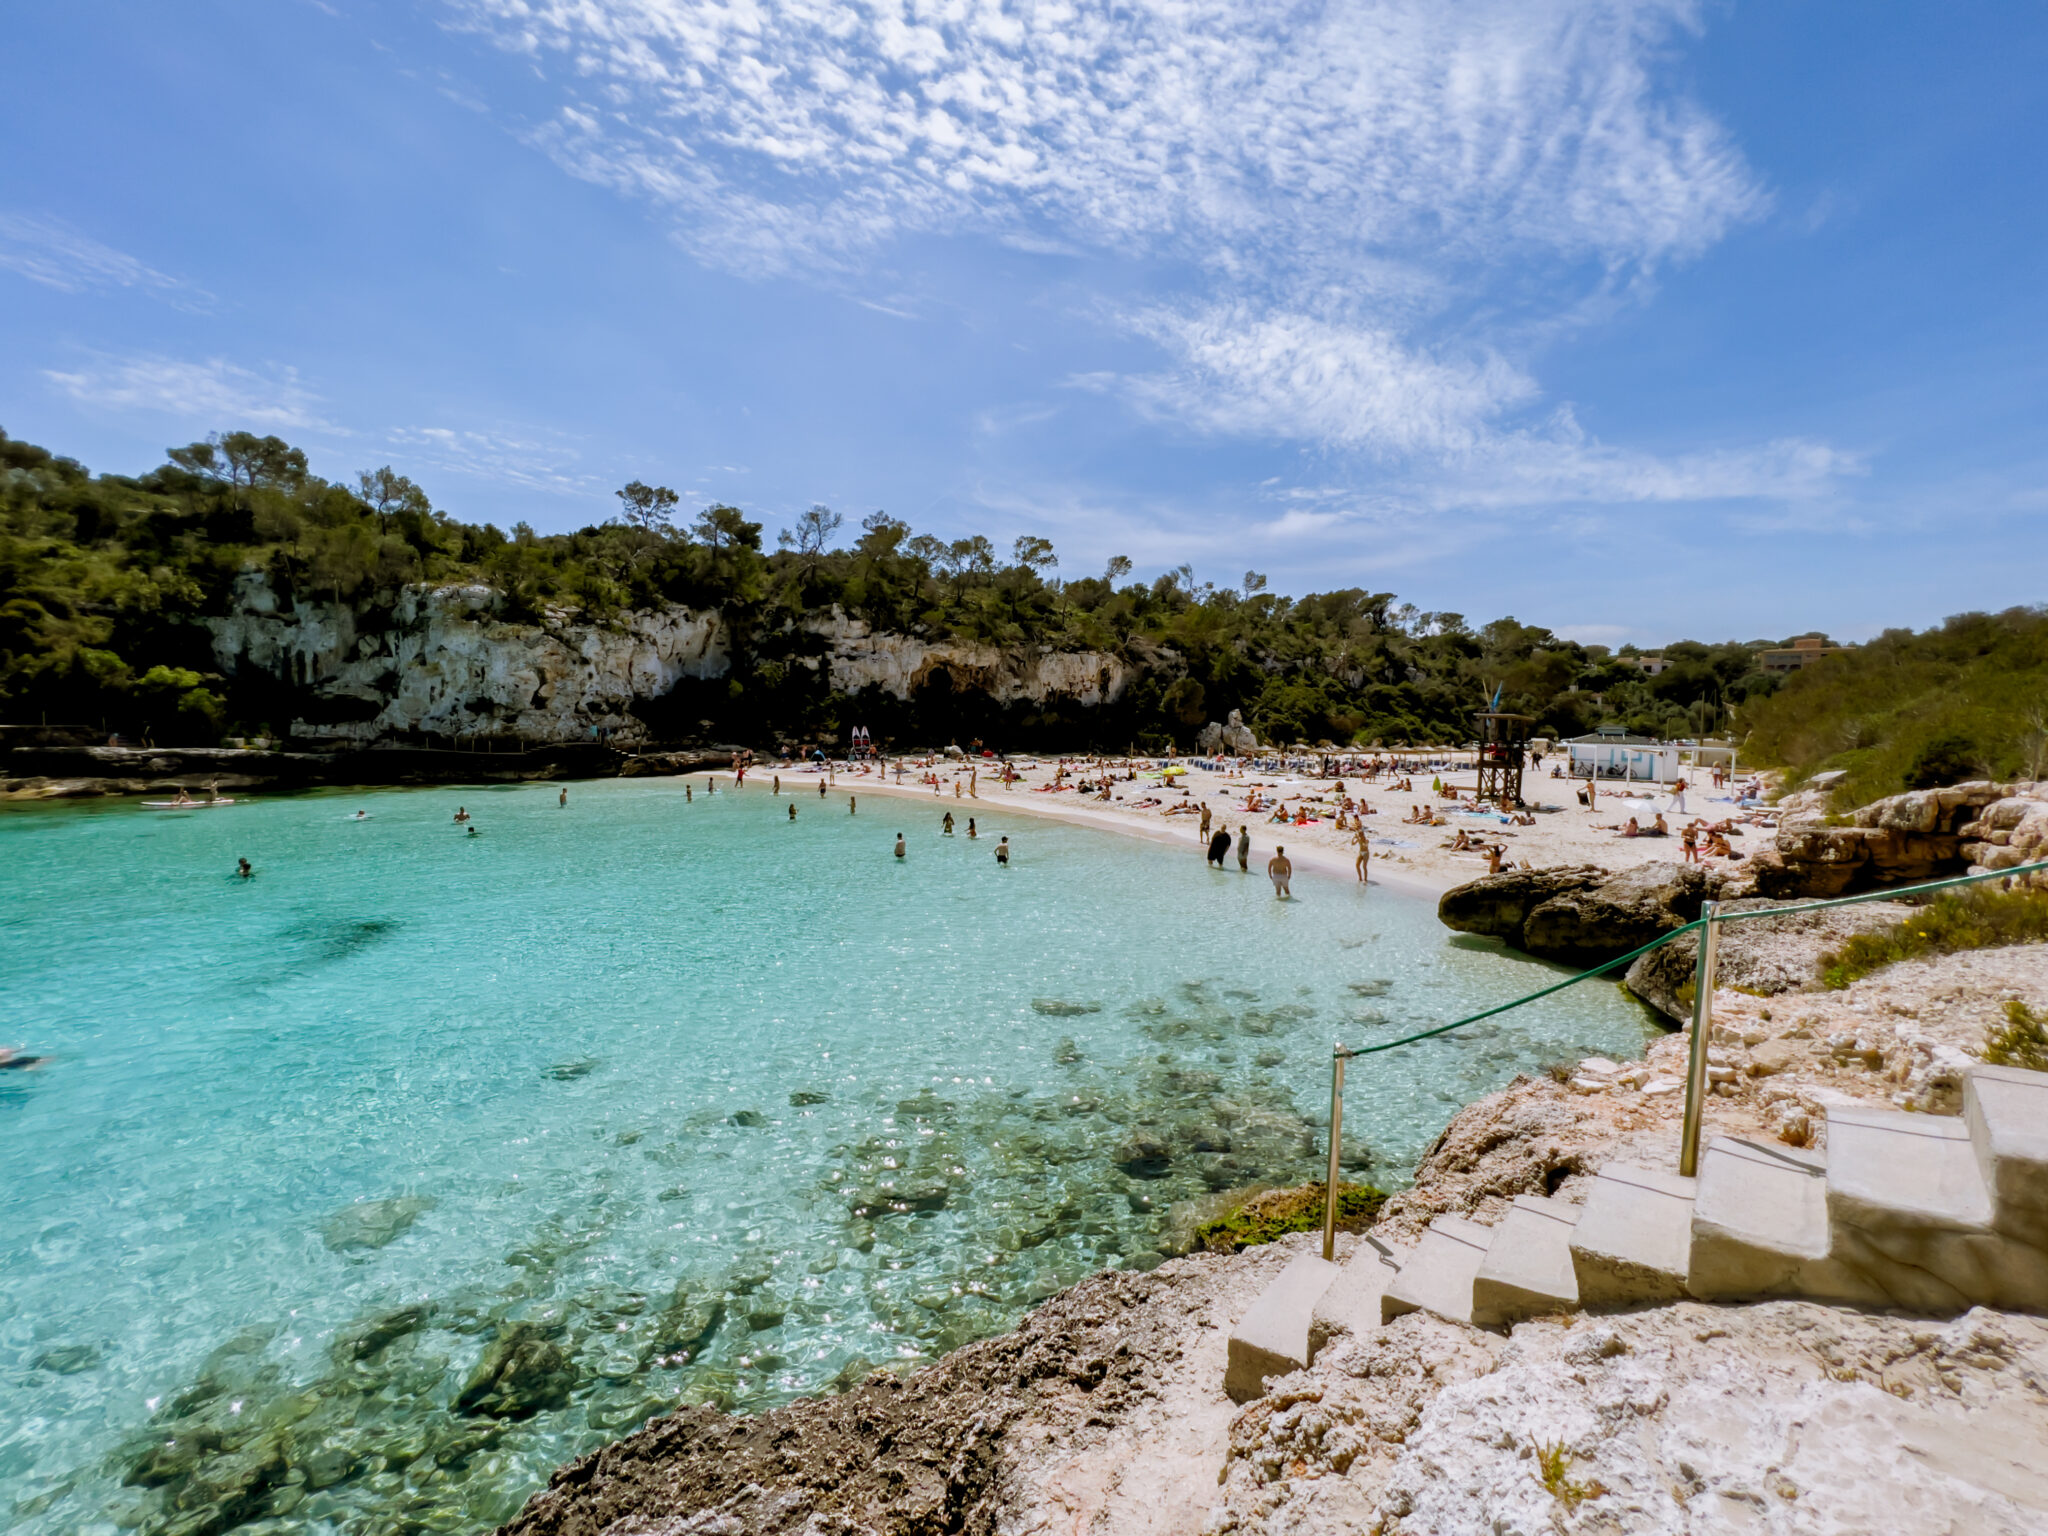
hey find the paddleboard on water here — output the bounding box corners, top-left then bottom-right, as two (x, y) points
(140, 799), (237, 809)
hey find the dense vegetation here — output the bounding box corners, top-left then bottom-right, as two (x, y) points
(5, 426), (1797, 750)
(1739, 607), (2048, 804)
(1817, 885), (2048, 990)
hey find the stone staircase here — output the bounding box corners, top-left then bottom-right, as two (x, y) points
(1225, 1062), (2048, 1401)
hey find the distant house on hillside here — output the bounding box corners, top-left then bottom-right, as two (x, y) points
(1627, 655), (1673, 676)
(1758, 635), (1848, 673)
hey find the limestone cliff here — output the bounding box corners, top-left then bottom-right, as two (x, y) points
(203, 575), (1131, 747)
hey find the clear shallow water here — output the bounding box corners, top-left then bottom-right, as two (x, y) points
(0, 778), (1657, 1535)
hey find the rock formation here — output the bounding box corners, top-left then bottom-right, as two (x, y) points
(202, 574), (1134, 749)
(1195, 710), (1260, 756)
(1751, 780), (2030, 897)
(1438, 862), (1733, 967)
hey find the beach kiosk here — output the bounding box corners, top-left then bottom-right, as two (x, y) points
(1473, 710), (1532, 808)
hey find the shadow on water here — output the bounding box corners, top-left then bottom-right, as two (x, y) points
(279, 916), (405, 966)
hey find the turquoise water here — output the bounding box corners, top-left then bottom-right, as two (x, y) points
(0, 778), (1657, 1536)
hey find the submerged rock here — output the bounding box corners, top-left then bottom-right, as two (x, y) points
(1113, 1134), (1174, 1180)
(729, 1109), (767, 1127)
(1031, 998), (1102, 1016)
(321, 1195), (437, 1251)
(331, 1304), (431, 1364)
(788, 1089), (830, 1106)
(454, 1323), (578, 1418)
(32, 1343), (101, 1374)
(543, 1058), (601, 1081)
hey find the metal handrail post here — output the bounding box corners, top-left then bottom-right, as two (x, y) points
(1321, 1044), (1349, 1261)
(1678, 900), (1722, 1176)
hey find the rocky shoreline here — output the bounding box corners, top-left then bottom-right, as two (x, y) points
(0, 743), (737, 801)
(490, 891), (2048, 1535)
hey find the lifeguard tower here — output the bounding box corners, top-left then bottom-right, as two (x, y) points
(1473, 711), (1532, 808)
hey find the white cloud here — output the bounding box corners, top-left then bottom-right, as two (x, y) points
(444, 0), (1850, 508)
(385, 425), (602, 497)
(450, 0), (1759, 275)
(0, 213), (214, 311)
(1113, 305), (1537, 455)
(44, 353), (331, 430)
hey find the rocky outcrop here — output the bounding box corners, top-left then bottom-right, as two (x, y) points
(1621, 897), (1915, 1020)
(1960, 793), (2048, 879)
(803, 610), (1130, 709)
(1438, 863), (1732, 967)
(1435, 866), (1606, 951)
(1195, 710), (1260, 756)
(203, 575), (1135, 749)
(1754, 781), (2021, 896)
(208, 575), (729, 747)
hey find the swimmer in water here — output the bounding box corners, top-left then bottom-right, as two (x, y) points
(942, 811), (955, 835)
(236, 857), (253, 879)
(453, 806), (470, 824)
(995, 836), (1010, 866)
(788, 802), (797, 821)
(849, 795), (856, 815)
(966, 818), (976, 839)
(559, 786), (568, 808)
(894, 834), (906, 859)
(686, 784), (692, 802)
(467, 825), (481, 837)
(351, 809), (370, 821)
(0, 1046), (47, 1072)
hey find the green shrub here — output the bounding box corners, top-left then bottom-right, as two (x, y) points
(1819, 887), (2048, 989)
(1192, 1181), (1386, 1254)
(1985, 999), (2048, 1072)
(1535, 1441), (1604, 1509)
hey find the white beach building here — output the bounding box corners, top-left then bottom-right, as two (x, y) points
(1564, 728), (1683, 783)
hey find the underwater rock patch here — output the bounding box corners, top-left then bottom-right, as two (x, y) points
(543, 1058), (600, 1081)
(454, 1323), (578, 1419)
(1031, 998), (1102, 1016)
(320, 1195), (436, 1251)
(788, 1089), (830, 1106)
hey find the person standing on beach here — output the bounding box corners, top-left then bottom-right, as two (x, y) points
(894, 833), (906, 859)
(1353, 825), (1371, 884)
(1267, 845), (1293, 899)
(1236, 826), (1250, 872)
(1199, 803), (1213, 841)
(774, 774), (781, 795)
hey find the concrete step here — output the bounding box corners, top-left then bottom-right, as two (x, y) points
(1827, 1103), (2048, 1313)
(1967, 1063), (2048, 1251)
(1570, 1162), (1695, 1306)
(1308, 1232), (1409, 1359)
(1472, 1195), (1581, 1326)
(1687, 1136), (1887, 1304)
(1382, 1215), (1493, 1327)
(1224, 1248), (1340, 1402)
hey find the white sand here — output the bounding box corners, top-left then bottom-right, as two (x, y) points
(743, 757), (1768, 897)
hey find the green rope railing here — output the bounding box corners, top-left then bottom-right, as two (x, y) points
(1317, 854), (2048, 1258)
(1340, 856), (2048, 1060)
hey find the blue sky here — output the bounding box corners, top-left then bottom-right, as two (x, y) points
(3, 1), (2043, 645)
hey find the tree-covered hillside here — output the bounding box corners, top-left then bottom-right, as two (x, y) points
(3, 426), (1795, 749)
(1739, 608), (2048, 804)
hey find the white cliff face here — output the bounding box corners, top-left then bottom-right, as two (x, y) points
(206, 575), (728, 745)
(204, 582), (1130, 744)
(803, 609), (1131, 707)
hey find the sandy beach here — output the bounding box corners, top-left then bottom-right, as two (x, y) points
(743, 756), (1765, 899)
